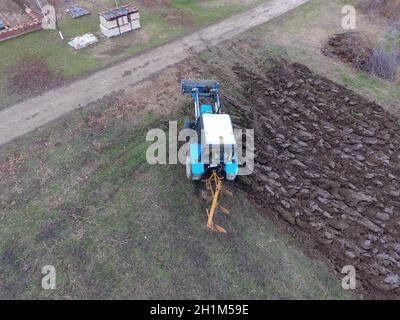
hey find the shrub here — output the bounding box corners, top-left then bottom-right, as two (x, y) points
(368, 47), (398, 80)
(384, 22), (400, 51)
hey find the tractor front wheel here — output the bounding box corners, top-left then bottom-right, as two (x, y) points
(184, 117), (194, 129)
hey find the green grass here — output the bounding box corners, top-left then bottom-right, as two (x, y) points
(340, 72), (385, 97)
(0, 95), (350, 299)
(0, 0), (268, 109)
(171, 0), (266, 26)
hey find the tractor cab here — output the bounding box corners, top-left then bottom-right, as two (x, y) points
(181, 80), (238, 181)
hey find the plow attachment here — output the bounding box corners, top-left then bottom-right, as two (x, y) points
(181, 80), (219, 95)
(205, 171), (233, 233)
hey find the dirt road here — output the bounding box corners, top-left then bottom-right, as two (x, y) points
(0, 0), (310, 146)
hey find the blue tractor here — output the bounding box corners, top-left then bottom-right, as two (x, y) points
(182, 80), (239, 181)
(181, 80), (238, 233)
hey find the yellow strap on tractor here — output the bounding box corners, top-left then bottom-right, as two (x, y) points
(205, 171), (232, 233)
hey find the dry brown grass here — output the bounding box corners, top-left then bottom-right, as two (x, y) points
(357, 0), (400, 20)
(136, 0), (171, 7)
(6, 56), (65, 96)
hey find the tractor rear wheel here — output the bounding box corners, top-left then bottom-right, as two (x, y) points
(186, 152), (192, 180)
(186, 151), (201, 181)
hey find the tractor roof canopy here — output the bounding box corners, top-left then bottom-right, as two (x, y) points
(201, 113), (236, 146)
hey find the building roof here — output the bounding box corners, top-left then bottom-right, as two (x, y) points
(0, 18), (5, 30)
(100, 4), (139, 21)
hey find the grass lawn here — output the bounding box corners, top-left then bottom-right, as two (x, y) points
(0, 92), (351, 298)
(0, 0), (267, 108)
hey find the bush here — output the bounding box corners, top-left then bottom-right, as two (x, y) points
(368, 47), (398, 80)
(323, 32), (399, 81)
(385, 22), (400, 51)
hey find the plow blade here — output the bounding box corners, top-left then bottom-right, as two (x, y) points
(219, 206), (230, 215)
(207, 209), (227, 233)
(222, 188), (233, 197)
(205, 171), (233, 233)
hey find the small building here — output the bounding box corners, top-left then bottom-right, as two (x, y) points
(0, 18), (5, 30)
(99, 4), (140, 38)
